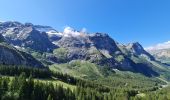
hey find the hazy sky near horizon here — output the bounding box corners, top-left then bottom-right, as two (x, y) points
(0, 0), (170, 47)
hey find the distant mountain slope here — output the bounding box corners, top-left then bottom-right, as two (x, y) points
(147, 48), (170, 64)
(145, 41), (170, 64)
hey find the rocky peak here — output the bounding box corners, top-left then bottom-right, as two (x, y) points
(126, 42), (155, 60)
(24, 23), (34, 27)
(89, 33), (120, 55)
(126, 42), (144, 55)
(0, 21), (23, 28)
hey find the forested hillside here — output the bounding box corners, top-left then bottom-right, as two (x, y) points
(0, 65), (168, 100)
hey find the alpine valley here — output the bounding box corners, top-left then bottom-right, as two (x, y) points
(0, 21), (170, 100)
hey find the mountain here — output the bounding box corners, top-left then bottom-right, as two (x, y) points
(0, 21), (57, 52)
(0, 21), (169, 77)
(147, 48), (170, 64)
(50, 31), (160, 76)
(0, 32), (44, 68)
(145, 41), (170, 64)
(117, 42), (161, 76)
(48, 28), (163, 76)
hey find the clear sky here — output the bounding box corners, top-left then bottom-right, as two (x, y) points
(0, 0), (170, 47)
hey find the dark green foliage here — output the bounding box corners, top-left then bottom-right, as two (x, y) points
(0, 74), (75, 100)
(51, 71), (77, 85)
(0, 67), (137, 100)
(0, 65), (50, 78)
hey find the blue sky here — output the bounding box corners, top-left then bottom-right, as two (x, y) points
(0, 0), (170, 47)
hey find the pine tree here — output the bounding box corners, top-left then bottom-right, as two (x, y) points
(18, 72), (27, 100)
(1, 79), (8, 91)
(9, 76), (18, 91)
(47, 94), (53, 100)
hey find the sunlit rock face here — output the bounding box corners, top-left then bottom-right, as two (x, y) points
(0, 21), (56, 52)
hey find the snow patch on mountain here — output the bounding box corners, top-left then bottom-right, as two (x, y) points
(46, 30), (63, 37)
(34, 25), (53, 32)
(35, 26), (63, 37)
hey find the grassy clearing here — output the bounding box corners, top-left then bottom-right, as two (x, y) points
(34, 78), (76, 91)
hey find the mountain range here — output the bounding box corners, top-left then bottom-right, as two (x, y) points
(0, 21), (170, 78)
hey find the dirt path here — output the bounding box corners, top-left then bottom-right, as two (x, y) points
(157, 77), (169, 90)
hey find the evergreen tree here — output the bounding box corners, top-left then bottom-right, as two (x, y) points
(47, 94), (53, 100)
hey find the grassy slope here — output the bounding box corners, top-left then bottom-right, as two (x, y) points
(50, 60), (103, 80)
(49, 60), (166, 92)
(34, 78), (76, 91)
